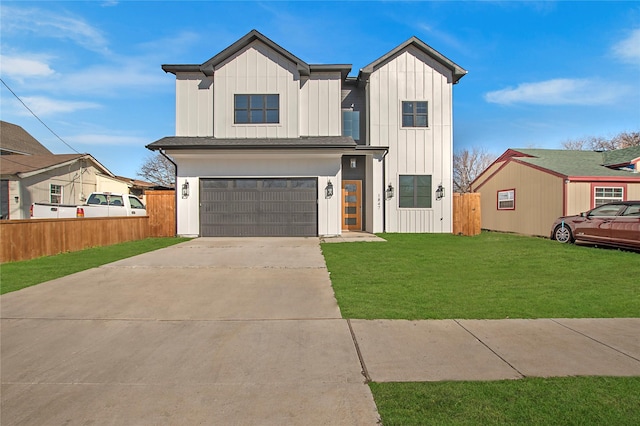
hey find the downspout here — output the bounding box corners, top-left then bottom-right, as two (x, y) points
(159, 149), (178, 237)
(382, 149), (388, 233)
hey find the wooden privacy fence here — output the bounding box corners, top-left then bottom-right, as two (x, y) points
(453, 192), (481, 236)
(145, 190), (176, 237)
(0, 190), (176, 263)
(0, 217), (148, 263)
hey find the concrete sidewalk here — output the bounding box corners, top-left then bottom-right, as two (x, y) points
(2, 237), (639, 425)
(350, 318), (640, 382)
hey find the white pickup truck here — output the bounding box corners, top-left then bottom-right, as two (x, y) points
(30, 192), (147, 219)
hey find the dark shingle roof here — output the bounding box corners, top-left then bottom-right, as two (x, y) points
(147, 136), (357, 150)
(512, 148), (639, 178)
(0, 121), (53, 155)
(0, 154), (85, 176)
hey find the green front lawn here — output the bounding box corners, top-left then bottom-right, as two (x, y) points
(370, 377), (640, 426)
(321, 232), (639, 319)
(322, 232), (640, 425)
(0, 237), (190, 294)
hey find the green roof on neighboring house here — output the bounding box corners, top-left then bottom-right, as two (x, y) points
(512, 148), (638, 178)
(602, 145), (640, 166)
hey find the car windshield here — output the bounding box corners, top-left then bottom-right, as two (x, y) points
(589, 204), (622, 217)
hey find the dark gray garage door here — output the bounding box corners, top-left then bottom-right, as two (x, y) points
(200, 178), (318, 237)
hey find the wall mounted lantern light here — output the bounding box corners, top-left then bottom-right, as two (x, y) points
(435, 184), (445, 200)
(350, 158), (357, 169)
(325, 180), (334, 199)
(181, 180), (190, 199)
(385, 183), (394, 199)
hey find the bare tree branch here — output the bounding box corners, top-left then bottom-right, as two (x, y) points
(453, 147), (496, 193)
(562, 130), (639, 151)
(137, 153), (176, 187)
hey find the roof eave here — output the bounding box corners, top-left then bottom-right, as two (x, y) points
(358, 36), (467, 84)
(202, 29), (310, 76)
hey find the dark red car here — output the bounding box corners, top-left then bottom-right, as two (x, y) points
(550, 201), (640, 250)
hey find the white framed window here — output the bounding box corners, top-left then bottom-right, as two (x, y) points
(50, 184), (62, 204)
(401, 101), (428, 127)
(234, 94), (279, 124)
(594, 187), (623, 206)
(497, 189), (515, 210)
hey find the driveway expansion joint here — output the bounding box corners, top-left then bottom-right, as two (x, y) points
(347, 319), (372, 383)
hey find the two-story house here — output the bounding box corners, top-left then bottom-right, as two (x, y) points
(147, 30), (466, 237)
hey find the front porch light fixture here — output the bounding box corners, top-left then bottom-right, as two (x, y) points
(385, 183), (394, 199)
(435, 184), (445, 200)
(181, 180), (190, 199)
(325, 180), (334, 199)
(350, 158), (357, 169)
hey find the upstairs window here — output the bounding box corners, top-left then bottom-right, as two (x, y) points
(50, 184), (62, 204)
(342, 110), (360, 141)
(234, 94), (279, 124)
(402, 101), (428, 127)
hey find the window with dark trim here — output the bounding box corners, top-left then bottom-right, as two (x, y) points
(402, 101), (428, 127)
(234, 94), (279, 124)
(50, 184), (62, 204)
(399, 175), (432, 208)
(497, 189), (515, 210)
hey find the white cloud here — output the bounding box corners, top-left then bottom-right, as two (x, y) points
(0, 5), (110, 54)
(16, 96), (101, 117)
(612, 28), (640, 66)
(484, 78), (627, 106)
(0, 55), (55, 79)
(66, 133), (148, 146)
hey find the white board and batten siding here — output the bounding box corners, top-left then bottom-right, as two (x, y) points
(300, 73), (342, 136)
(175, 73), (214, 137)
(214, 41), (300, 139)
(368, 46), (455, 233)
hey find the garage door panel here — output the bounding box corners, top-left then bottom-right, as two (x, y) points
(200, 178), (317, 237)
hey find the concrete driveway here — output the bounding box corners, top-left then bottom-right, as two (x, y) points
(1, 238), (379, 425)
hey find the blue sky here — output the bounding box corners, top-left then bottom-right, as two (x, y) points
(1, 1), (639, 179)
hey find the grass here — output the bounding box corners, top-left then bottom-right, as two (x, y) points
(0, 237), (190, 294)
(370, 377), (640, 426)
(322, 232), (640, 424)
(321, 232), (640, 319)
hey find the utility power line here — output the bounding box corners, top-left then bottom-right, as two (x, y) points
(0, 78), (81, 154)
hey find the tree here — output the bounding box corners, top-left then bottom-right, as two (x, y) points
(453, 147), (496, 193)
(137, 153), (176, 187)
(561, 131), (640, 151)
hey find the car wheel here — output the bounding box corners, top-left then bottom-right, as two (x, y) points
(554, 224), (573, 243)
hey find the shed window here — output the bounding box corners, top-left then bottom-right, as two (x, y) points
(399, 175), (432, 208)
(234, 94), (279, 124)
(402, 101), (428, 127)
(497, 189), (515, 210)
(594, 187), (623, 207)
(50, 184), (62, 204)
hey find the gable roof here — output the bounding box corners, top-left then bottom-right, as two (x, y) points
(359, 36), (467, 84)
(162, 29), (320, 77)
(0, 154), (113, 178)
(0, 121), (53, 155)
(602, 145), (640, 167)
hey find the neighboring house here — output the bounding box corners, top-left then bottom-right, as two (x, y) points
(114, 176), (166, 202)
(147, 29), (466, 237)
(0, 121), (127, 219)
(470, 147), (640, 237)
